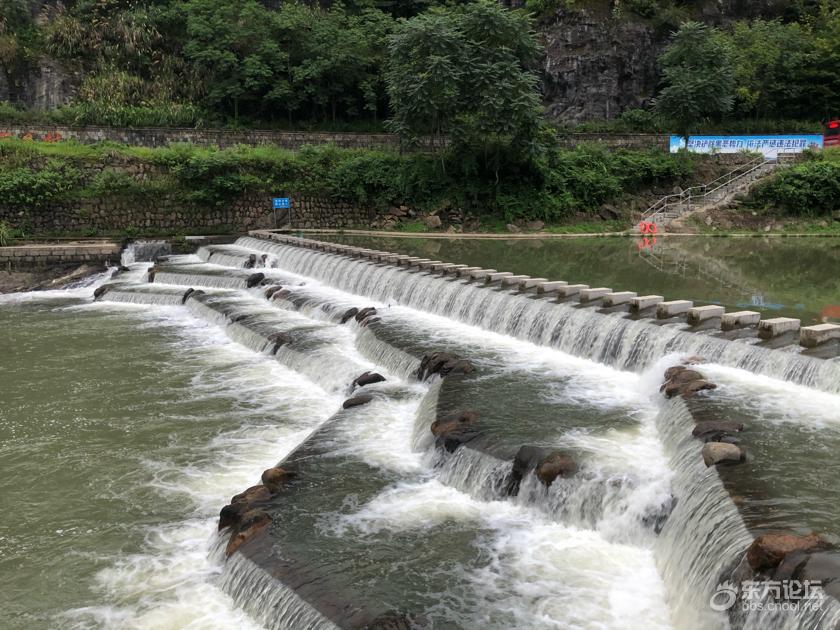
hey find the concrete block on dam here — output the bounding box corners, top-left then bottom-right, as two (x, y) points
(579, 287), (611, 303)
(499, 275), (530, 287)
(800, 323), (840, 348)
(483, 272), (514, 283)
(601, 291), (637, 307)
(758, 317), (801, 340)
(535, 281), (567, 294)
(687, 305), (725, 326)
(630, 295), (664, 313)
(656, 300), (693, 319)
(517, 277), (547, 289)
(721, 311), (761, 331)
(555, 284), (588, 297)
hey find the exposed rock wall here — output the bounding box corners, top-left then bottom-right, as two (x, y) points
(538, 0), (794, 123)
(540, 5), (661, 124)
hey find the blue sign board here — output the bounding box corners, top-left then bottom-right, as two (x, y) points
(272, 197), (291, 209)
(670, 135), (823, 158)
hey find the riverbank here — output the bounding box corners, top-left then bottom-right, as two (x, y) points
(0, 138), (743, 237)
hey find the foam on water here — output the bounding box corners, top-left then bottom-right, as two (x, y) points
(332, 478), (673, 629)
(54, 303), (340, 629)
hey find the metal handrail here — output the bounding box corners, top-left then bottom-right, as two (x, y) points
(641, 152), (797, 223)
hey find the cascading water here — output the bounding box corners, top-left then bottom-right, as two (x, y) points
(120, 239), (172, 265)
(6, 233), (839, 630)
(233, 236), (840, 393)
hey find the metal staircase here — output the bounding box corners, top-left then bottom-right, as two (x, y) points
(640, 152), (798, 228)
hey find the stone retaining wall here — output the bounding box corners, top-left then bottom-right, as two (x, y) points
(0, 194), (377, 234)
(0, 242), (120, 269)
(0, 123), (669, 151)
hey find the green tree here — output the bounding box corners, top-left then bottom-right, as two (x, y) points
(0, 0), (38, 103)
(385, 0), (543, 184)
(729, 20), (813, 120)
(656, 21), (735, 143)
(805, 1), (840, 121)
(184, 0), (285, 121)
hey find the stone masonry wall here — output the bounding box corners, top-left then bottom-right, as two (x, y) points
(0, 193), (378, 234)
(0, 242), (121, 270)
(0, 123), (669, 151)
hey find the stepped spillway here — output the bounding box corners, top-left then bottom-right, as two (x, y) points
(20, 233), (838, 629)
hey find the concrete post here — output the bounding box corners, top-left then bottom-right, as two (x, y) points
(720, 311), (761, 331)
(517, 277), (548, 290)
(555, 284), (588, 298)
(630, 295), (664, 314)
(483, 272), (514, 283)
(602, 291), (637, 307)
(500, 275), (531, 286)
(579, 287), (611, 302)
(656, 300), (693, 319)
(686, 305), (725, 326)
(467, 269), (498, 280)
(758, 317), (800, 340)
(535, 281), (568, 294)
(799, 323), (840, 348)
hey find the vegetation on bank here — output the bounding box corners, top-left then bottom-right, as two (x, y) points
(750, 148), (840, 217)
(0, 137), (699, 233)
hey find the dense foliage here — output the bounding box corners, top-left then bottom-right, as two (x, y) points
(655, 22), (735, 139)
(2, 0), (839, 131)
(0, 138), (697, 223)
(753, 149), (840, 216)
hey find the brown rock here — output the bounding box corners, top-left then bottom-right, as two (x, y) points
(664, 365), (687, 380)
(353, 372), (386, 389)
(225, 509), (271, 556)
(343, 394), (374, 409)
(431, 410), (478, 437)
(261, 466), (293, 489)
(339, 307), (359, 324)
(231, 484), (272, 505)
(747, 533), (829, 572)
(681, 380), (717, 398)
(701, 442), (745, 467)
(692, 421), (744, 441)
(536, 452), (578, 486)
(246, 272), (265, 288)
(424, 215), (442, 229)
(218, 502), (248, 531)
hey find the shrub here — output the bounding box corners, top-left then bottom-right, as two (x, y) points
(754, 161), (840, 216)
(0, 160), (82, 206)
(0, 221), (11, 245)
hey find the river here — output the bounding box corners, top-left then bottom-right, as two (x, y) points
(0, 235), (838, 629)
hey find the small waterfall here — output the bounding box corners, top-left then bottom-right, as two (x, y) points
(355, 327), (422, 382)
(185, 293), (374, 394)
(121, 240), (171, 265)
(431, 446), (513, 501)
(99, 283), (194, 306)
(214, 542), (338, 630)
(154, 271), (248, 290)
(654, 398), (750, 629)
(197, 245), (278, 269)
(234, 237), (840, 394)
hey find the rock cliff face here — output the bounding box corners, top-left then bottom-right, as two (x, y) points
(539, 5), (661, 123)
(537, 0), (792, 123)
(3, 0), (797, 121)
